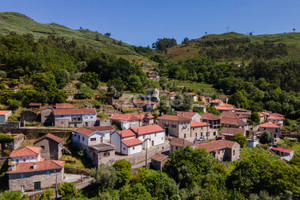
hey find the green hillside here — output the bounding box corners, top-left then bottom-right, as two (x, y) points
(0, 12), (151, 63)
(168, 31), (300, 61)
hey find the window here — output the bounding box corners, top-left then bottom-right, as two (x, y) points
(41, 146), (45, 150)
(46, 171), (50, 176)
(82, 137), (84, 141)
(214, 132), (216, 136)
(104, 152), (110, 157)
(195, 133), (197, 137)
(20, 174), (24, 179)
(123, 148), (126, 150)
(184, 134), (186, 138)
(161, 137), (163, 140)
(90, 138), (96, 141)
(233, 150), (235, 156)
(133, 147), (135, 150)
(201, 132), (203, 136)
(23, 159), (26, 162)
(155, 133), (157, 137)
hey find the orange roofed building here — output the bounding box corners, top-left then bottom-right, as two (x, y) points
(110, 113), (154, 130)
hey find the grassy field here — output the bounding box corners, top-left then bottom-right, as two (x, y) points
(0, 12), (152, 64)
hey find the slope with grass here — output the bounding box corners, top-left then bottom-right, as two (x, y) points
(0, 12), (151, 63)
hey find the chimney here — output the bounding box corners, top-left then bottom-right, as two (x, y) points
(12, 165), (16, 171)
(33, 163), (37, 169)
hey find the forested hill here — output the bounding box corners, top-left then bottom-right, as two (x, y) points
(0, 12), (150, 63)
(168, 32), (300, 62)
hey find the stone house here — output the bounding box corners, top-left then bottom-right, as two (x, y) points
(158, 115), (191, 138)
(151, 154), (169, 170)
(210, 99), (224, 107)
(220, 111), (249, 130)
(133, 100), (157, 112)
(87, 144), (115, 167)
(219, 127), (245, 140)
(72, 126), (115, 151)
(7, 160), (64, 192)
(33, 133), (63, 160)
(28, 103), (42, 109)
(201, 112), (221, 129)
(267, 113), (284, 124)
(217, 95), (228, 103)
(110, 113), (154, 130)
(195, 139), (240, 162)
(191, 121), (217, 140)
(258, 121), (281, 138)
(176, 111), (202, 122)
(169, 137), (193, 152)
(41, 108), (54, 126)
(0, 110), (12, 123)
(20, 110), (39, 122)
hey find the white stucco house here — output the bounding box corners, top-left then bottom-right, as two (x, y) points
(72, 126), (115, 150)
(10, 146), (42, 164)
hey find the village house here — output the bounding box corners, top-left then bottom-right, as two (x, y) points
(258, 121), (281, 138)
(186, 92), (198, 102)
(72, 126), (115, 151)
(269, 147), (294, 162)
(217, 95), (228, 103)
(191, 121), (217, 140)
(8, 146), (64, 192)
(158, 115), (191, 138)
(87, 143), (116, 167)
(28, 103), (42, 109)
(193, 104), (206, 113)
(267, 113), (284, 124)
(41, 107), (97, 127)
(111, 124), (165, 155)
(234, 111), (252, 122)
(110, 113), (154, 130)
(7, 160), (64, 192)
(151, 154), (169, 170)
(201, 112), (221, 129)
(33, 133), (64, 160)
(259, 111), (270, 123)
(177, 111), (202, 122)
(220, 111), (249, 130)
(133, 100), (157, 112)
(210, 99), (224, 107)
(195, 139), (240, 162)
(169, 137), (193, 152)
(147, 74), (160, 81)
(219, 127), (246, 140)
(0, 110), (12, 123)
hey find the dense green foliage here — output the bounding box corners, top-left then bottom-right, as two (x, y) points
(233, 133), (247, 147)
(57, 182), (77, 200)
(0, 190), (27, 200)
(260, 131), (271, 144)
(36, 188), (54, 200)
(112, 159), (132, 189)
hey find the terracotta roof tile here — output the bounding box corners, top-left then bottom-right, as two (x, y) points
(218, 95), (227, 99)
(195, 140), (236, 152)
(176, 111), (198, 120)
(258, 121), (280, 128)
(221, 103), (233, 107)
(53, 108), (96, 115)
(270, 147), (293, 153)
(133, 100), (156, 105)
(220, 112), (248, 126)
(110, 114), (154, 122)
(122, 138), (143, 147)
(28, 103), (42, 107)
(7, 160), (64, 174)
(214, 106), (234, 111)
(211, 99), (223, 104)
(158, 115), (191, 122)
(201, 112), (220, 121)
(0, 110), (11, 115)
(152, 154), (169, 162)
(10, 146), (42, 158)
(169, 138), (193, 147)
(117, 129), (136, 138)
(34, 133), (63, 144)
(75, 126), (115, 136)
(132, 125), (164, 136)
(191, 121), (209, 127)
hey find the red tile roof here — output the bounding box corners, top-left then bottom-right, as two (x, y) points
(34, 133), (63, 144)
(268, 115), (284, 120)
(158, 115), (191, 122)
(10, 146), (42, 158)
(0, 110), (11, 115)
(220, 127), (245, 135)
(131, 125), (164, 136)
(148, 74), (158, 77)
(176, 111), (198, 119)
(152, 154), (169, 162)
(191, 121), (209, 127)
(270, 147), (293, 153)
(168, 92), (178, 97)
(55, 103), (75, 109)
(53, 108), (96, 115)
(259, 121), (281, 128)
(122, 138), (143, 147)
(7, 160), (64, 174)
(210, 99), (223, 104)
(220, 112), (248, 126)
(201, 112), (220, 121)
(187, 92), (197, 96)
(169, 138), (193, 147)
(221, 103), (233, 107)
(110, 114), (154, 122)
(75, 126), (115, 136)
(133, 100), (156, 105)
(214, 106), (234, 111)
(195, 140), (236, 152)
(218, 95), (227, 99)
(117, 129), (136, 138)
(29, 103), (42, 107)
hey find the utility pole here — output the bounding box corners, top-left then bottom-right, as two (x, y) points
(55, 170), (58, 200)
(144, 138), (149, 169)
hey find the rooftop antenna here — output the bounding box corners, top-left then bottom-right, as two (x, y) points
(226, 25), (231, 33)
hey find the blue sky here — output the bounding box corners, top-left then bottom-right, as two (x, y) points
(1, 0), (299, 46)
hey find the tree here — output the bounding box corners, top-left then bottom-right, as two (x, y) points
(104, 32), (111, 38)
(90, 164), (118, 191)
(127, 74), (143, 93)
(107, 78), (124, 93)
(31, 72), (57, 92)
(158, 99), (172, 115)
(182, 37), (190, 46)
(120, 183), (153, 200)
(37, 188), (54, 200)
(107, 86), (122, 99)
(0, 190), (27, 200)
(172, 94), (193, 111)
(230, 91), (249, 109)
(207, 106), (221, 115)
(0, 70), (7, 78)
(152, 38), (177, 54)
(113, 159), (132, 189)
(233, 133), (247, 147)
(80, 72), (99, 89)
(58, 182), (77, 200)
(259, 131), (270, 144)
(0, 133), (14, 152)
(74, 85), (94, 99)
(251, 112), (261, 124)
